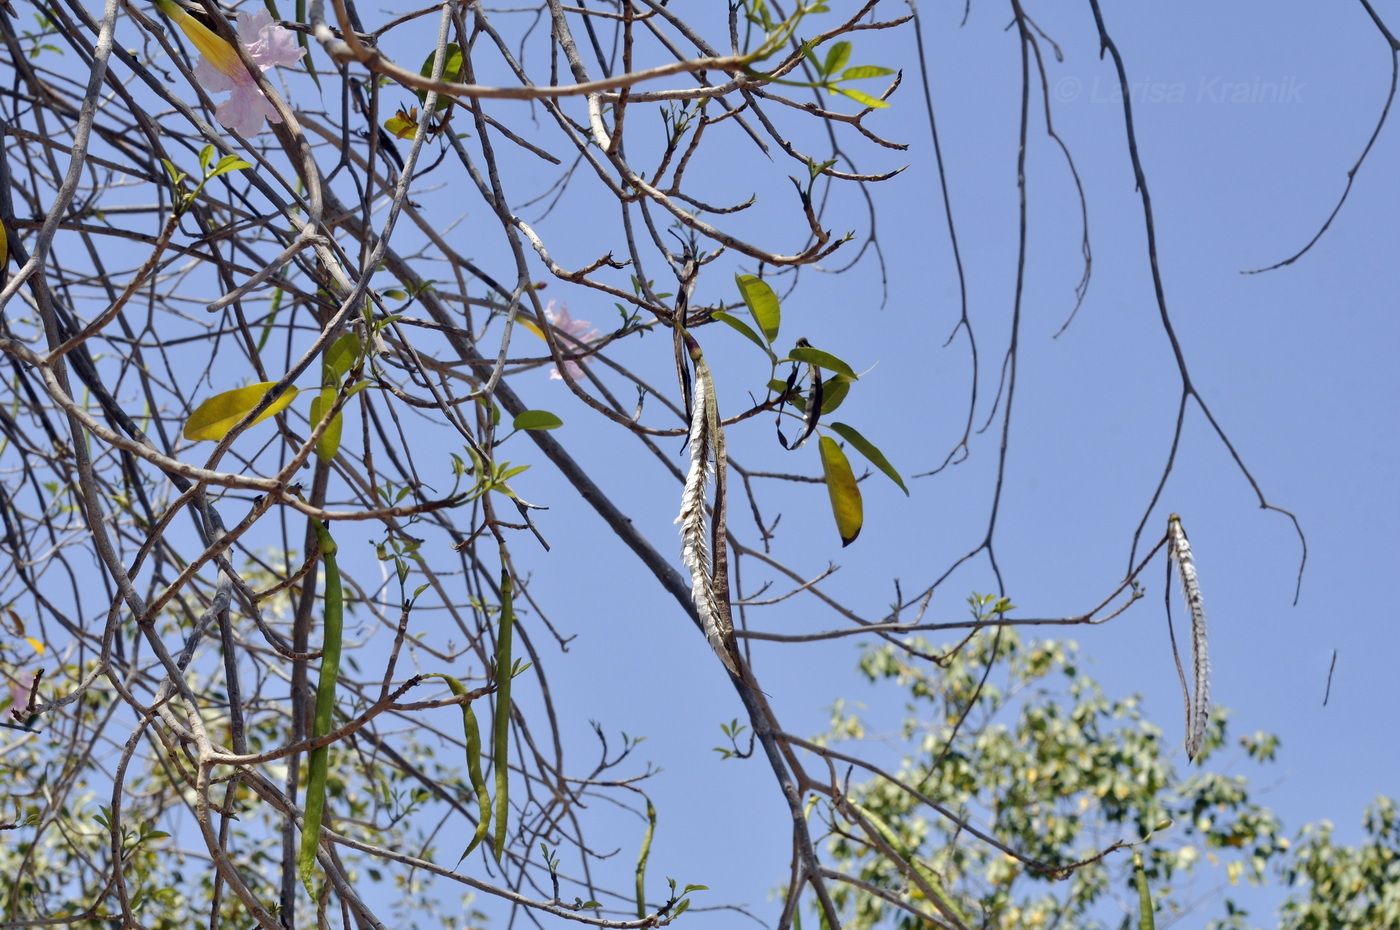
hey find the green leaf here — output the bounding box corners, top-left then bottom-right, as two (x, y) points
(840, 64), (896, 81)
(834, 86), (888, 109)
(208, 154), (252, 179)
(820, 377), (851, 415)
(787, 346), (858, 380)
(822, 41), (852, 77)
(829, 422), (907, 494)
(735, 274), (781, 343)
(183, 382), (300, 442)
(511, 410), (563, 431)
(309, 388), (343, 463)
(300, 522), (343, 897)
(418, 43), (463, 111)
(160, 158), (186, 189)
(711, 310), (770, 355)
(324, 331), (362, 381)
(819, 436), (863, 547)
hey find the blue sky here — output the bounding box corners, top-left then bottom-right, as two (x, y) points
(488, 2), (1400, 922)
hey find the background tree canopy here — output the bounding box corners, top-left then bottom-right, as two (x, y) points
(1, 1), (1396, 928)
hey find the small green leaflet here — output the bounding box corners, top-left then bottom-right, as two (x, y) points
(841, 65), (896, 81)
(183, 382), (300, 442)
(820, 41), (851, 77)
(512, 410), (563, 431)
(829, 422), (907, 495)
(735, 274), (781, 344)
(199, 144), (253, 180)
(818, 436), (862, 547)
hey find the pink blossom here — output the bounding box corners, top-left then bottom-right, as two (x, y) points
(8, 670), (34, 722)
(169, 5), (305, 136)
(545, 302), (600, 381)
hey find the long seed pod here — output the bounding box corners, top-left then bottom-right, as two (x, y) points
(492, 560), (515, 861)
(299, 520), (343, 896)
(1168, 514), (1210, 760)
(675, 333), (740, 677)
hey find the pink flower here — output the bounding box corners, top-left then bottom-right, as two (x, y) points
(157, 1), (305, 136)
(545, 302), (600, 381)
(8, 670), (34, 722)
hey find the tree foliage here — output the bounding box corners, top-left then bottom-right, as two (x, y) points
(819, 618), (1399, 929)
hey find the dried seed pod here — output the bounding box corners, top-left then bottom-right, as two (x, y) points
(1168, 514), (1211, 760)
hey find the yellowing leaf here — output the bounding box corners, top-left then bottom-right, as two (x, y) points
(835, 86), (889, 109)
(183, 383), (300, 442)
(24, 636), (44, 655)
(735, 274), (781, 344)
(819, 435), (862, 546)
(829, 421), (907, 494)
(841, 65), (896, 81)
(385, 110), (419, 140)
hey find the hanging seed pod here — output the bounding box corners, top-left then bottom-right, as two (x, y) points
(1168, 514), (1211, 760)
(675, 333), (740, 677)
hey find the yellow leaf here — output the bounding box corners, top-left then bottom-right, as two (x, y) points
(385, 109), (419, 140)
(183, 382), (299, 441)
(819, 435), (863, 547)
(25, 636), (45, 655)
